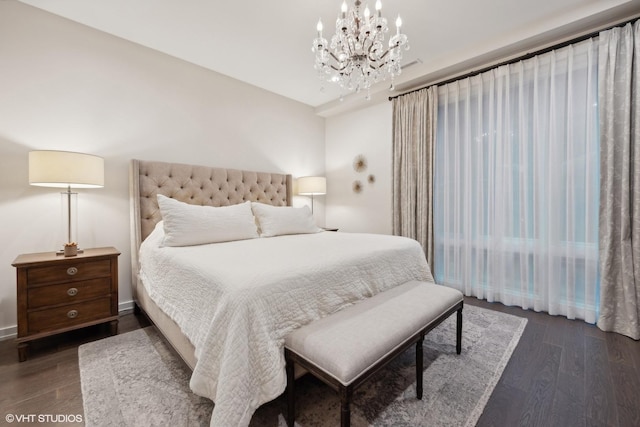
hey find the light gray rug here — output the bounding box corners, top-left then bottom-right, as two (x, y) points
(79, 304), (527, 427)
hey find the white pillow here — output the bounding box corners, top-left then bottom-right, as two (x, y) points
(251, 202), (322, 237)
(157, 195), (259, 246)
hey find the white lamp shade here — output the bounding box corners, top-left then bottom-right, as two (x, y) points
(29, 151), (104, 188)
(297, 176), (326, 195)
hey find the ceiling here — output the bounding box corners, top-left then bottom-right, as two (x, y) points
(18, 0), (640, 116)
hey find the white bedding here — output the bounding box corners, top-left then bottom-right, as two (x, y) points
(139, 224), (434, 426)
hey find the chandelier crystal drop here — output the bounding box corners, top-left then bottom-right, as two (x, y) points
(312, 0), (409, 97)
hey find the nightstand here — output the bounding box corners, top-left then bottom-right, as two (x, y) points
(12, 247), (120, 362)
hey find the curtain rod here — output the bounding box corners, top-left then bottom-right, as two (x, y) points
(388, 16), (639, 101)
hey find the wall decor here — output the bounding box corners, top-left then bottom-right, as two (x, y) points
(352, 180), (363, 193)
(353, 155), (367, 173)
(368, 174), (375, 184)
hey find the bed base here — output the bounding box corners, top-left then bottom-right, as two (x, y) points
(133, 277), (197, 369)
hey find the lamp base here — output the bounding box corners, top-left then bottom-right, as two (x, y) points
(56, 247), (84, 257)
(56, 249), (84, 257)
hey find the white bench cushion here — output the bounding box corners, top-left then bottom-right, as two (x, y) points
(285, 281), (463, 386)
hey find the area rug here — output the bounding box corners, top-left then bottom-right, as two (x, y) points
(79, 304), (527, 427)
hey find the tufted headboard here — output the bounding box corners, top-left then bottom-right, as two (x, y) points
(129, 159), (293, 289)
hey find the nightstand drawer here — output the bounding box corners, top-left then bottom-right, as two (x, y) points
(28, 278), (111, 309)
(27, 297), (113, 334)
(27, 260), (111, 285)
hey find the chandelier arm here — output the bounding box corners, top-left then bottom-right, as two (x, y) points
(321, 47), (348, 72)
(318, 62), (346, 73)
(363, 36), (372, 53)
(366, 41), (383, 63)
(328, 50), (343, 64)
(377, 47), (393, 61)
(319, 46), (346, 65)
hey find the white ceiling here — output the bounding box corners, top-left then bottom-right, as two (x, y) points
(18, 0), (640, 115)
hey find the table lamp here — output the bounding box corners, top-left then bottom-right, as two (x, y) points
(297, 176), (326, 214)
(28, 150), (104, 255)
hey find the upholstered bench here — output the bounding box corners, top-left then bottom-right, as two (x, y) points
(284, 280), (464, 427)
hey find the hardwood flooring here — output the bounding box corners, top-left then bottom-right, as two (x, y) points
(0, 299), (638, 427)
(0, 314), (151, 427)
(467, 298), (640, 427)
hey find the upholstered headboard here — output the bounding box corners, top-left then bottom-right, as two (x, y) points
(129, 159), (293, 290)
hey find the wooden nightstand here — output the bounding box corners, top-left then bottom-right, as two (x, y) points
(12, 247), (120, 362)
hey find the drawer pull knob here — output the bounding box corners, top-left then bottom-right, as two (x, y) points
(67, 287), (78, 297)
(67, 267), (78, 276)
(67, 310), (78, 319)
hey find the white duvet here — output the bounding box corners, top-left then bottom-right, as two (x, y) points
(139, 224), (434, 426)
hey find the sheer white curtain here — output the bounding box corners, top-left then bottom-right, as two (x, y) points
(434, 39), (600, 322)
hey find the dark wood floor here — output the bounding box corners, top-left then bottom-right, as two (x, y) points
(0, 298), (638, 426)
(468, 299), (640, 427)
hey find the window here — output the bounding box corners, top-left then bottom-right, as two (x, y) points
(434, 40), (600, 322)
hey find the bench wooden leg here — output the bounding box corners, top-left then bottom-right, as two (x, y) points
(416, 334), (424, 399)
(456, 307), (463, 355)
(340, 387), (352, 427)
(286, 356), (295, 427)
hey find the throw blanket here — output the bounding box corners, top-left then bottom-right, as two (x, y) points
(139, 225), (433, 426)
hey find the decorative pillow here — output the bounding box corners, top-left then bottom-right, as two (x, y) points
(157, 195), (258, 246)
(251, 202), (322, 237)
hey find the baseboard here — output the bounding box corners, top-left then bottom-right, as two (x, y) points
(0, 325), (17, 341)
(0, 300), (137, 342)
(119, 300), (135, 313)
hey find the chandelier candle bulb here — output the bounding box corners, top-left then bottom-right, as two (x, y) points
(396, 16), (402, 35)
(376, 0), (382, 17)
(341, 1), (347, 18)
(317, 19), (323, 37)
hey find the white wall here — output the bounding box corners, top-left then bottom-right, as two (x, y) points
(325, 101), (392, 234)
(0, 2), (325, 338)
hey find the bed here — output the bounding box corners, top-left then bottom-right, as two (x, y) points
(129, 159), (434, 427)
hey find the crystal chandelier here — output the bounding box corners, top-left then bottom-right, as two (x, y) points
(312, 0), (409, 99)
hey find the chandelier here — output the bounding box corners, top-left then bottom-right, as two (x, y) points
(312, 0), (409, 99)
